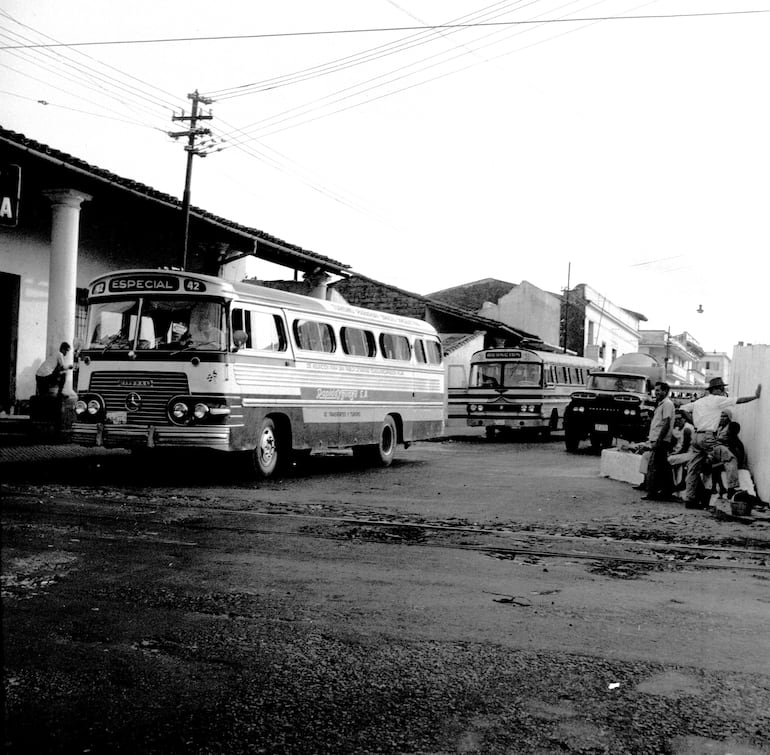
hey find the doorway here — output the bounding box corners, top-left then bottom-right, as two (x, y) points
(0, 271), (20, 412)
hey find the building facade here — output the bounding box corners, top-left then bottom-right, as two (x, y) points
(562, 283), (645, 370)
(638, 330), (706, 386)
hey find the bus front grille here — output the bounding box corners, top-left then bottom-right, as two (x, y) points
(87, 372), (190, 425)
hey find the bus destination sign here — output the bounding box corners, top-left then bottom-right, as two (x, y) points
(486, 351), (522, 359)
(107, 275), (180, 292)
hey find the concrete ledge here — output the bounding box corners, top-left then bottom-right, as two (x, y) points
(600, 448), (644, 485)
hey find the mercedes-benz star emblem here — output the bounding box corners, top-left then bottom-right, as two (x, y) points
(125, 392), (142, 412)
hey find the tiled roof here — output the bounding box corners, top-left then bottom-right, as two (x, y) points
(0, 126), (349, 275)
(428, 278), (517, 311)
(441, 331), (484, 355)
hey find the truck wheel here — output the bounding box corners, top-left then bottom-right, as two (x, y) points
(485, 426), (497, 440)
(253, 418), (283, 478)
(564, 425), (580, 452)
(590, 433), (613, 451)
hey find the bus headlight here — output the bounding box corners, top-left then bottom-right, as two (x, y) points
(75, 400), (88, 416)
(193, 403), (210, 420)
(171, 402), (189, 421)
(87, 399), (101, 415)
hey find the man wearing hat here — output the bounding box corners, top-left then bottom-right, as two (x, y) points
(680, 377), (762, 508)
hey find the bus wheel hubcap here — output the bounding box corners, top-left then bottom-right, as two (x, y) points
(260, 430), (275, 464)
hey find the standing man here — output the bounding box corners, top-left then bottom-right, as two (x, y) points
(35, 341), (73, 396)
(641, 381), (676, 500)
(680, 377), (762, 508)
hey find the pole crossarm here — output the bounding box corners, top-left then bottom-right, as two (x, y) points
(169, 89), (214, 269)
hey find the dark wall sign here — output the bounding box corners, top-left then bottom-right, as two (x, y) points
(0, 164), (21, 227)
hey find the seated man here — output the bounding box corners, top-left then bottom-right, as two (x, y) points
(667, 410), (694, 492)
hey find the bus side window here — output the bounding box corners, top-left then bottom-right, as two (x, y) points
(294, 319), (335, 353)
(251, 312), (287, 351)
(380, 332), (411, 361)
(414, 339), (427, 364)
(425, 339), (443, 365)
(341, 327), (375, 357)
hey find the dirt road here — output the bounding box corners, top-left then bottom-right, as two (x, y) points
(3, 434), (769, 753)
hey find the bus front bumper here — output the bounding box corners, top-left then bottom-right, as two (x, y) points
(72, 422), (232, 450)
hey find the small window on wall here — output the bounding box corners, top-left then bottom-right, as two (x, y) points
(341, 327), (375, 357)
(379, 332), (411, 360)
(424, 339), (443, 364)
(293, 319), (335, 353)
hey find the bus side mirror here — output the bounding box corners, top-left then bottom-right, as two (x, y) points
(232, 329), (248, 351)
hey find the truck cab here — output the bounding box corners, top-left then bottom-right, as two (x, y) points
(563, 371), (655, 452)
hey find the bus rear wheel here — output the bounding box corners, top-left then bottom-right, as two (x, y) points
(355, 416), (397, 467)
(253, 418), (283, 478)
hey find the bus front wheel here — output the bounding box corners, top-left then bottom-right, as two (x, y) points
(253, 418), (282, 478)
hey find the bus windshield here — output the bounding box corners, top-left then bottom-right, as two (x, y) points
(470, 362), (542, 388)
(87, 298), (227, 351)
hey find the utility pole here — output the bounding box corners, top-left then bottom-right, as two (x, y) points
(664, 326), (671, 378)
(562, 262), (571, 353)
(169, 90), (213, 269)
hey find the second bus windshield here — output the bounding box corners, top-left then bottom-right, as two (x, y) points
(470, 362), (542, 388)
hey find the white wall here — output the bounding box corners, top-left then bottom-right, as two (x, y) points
(580, 284), (641, 371)
(1, 232), (52, 402)
(496, 281), (561, 345)
(730, 344), (770, 502)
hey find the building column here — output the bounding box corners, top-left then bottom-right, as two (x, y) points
(43, 188), (91, 396)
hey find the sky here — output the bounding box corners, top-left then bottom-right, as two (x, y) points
(2, 0), (769, 355)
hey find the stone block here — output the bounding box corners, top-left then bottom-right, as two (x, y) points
(600, 448), (644, 485)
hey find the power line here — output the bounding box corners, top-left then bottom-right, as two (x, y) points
(1, 10), (767, 50)
(212, 0), (623, 148)
(205, 0), (532, 100)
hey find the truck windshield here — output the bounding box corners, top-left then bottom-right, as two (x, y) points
(588, 374), (646, 393)
(87, 298), (227, 351)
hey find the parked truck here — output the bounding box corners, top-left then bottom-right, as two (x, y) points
(563, 370), (656, 452)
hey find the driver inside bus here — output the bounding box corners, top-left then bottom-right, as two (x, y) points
(188, 311), (223, 348)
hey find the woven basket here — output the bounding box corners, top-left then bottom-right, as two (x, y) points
(730, 499), (753, 517)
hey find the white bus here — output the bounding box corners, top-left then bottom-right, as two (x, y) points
(450, 347), (599, 438)
(72, 269), (445, 476)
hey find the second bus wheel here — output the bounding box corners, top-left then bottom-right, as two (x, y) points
(253, 417), (283, 478)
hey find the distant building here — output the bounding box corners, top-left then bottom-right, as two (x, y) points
(639, 330), (706, 386)
(429, 278), (562, 348)
(561, 284), (645, 370)
(699, 351), (731, 384)
(430, 279), (645, 370)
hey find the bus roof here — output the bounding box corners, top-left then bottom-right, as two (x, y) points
(87, 269), (438, 336)
(471, 347), (599, 368)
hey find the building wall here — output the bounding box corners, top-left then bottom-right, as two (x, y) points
(730, 344), (770, 502)
(490, 280), (560, 346)
(578, 284), (641, 370)
(701, 352), (731, 384)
